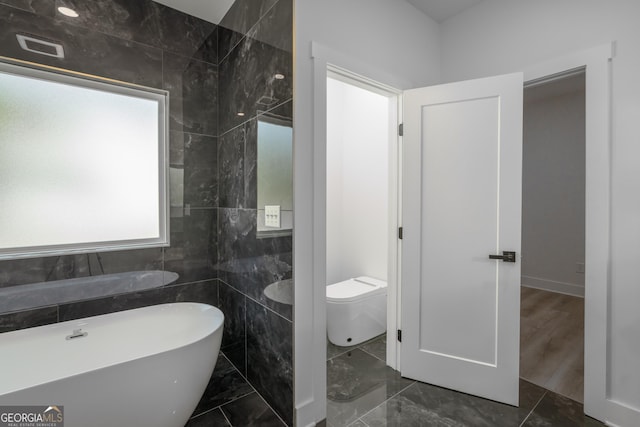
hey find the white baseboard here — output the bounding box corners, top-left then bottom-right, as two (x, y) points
(521, 275), (585, 297)
(605, 399), (640, 427)
(296, 397), (323, 427)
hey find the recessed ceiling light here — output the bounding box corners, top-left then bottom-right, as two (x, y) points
(57, 7), (79, 18)
(237, 112), (245, 117)
(274, 73), (285, 80)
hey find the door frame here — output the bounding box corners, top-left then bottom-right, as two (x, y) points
(294, 42), (615, 426)
(293, 42), (404, 426)
(325, 65), (402, 369)
(521, 43), (614, 424)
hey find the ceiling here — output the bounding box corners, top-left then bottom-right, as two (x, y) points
(152, 0), (484, 25)
(406, 0), (485, 23)
(152, 0), (234, 24)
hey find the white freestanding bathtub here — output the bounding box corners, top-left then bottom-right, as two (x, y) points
(0, 303), (224, 427)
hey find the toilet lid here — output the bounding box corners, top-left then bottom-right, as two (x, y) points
(326, 276), (387, 302)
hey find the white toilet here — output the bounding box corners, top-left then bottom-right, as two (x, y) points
(326, 276), (387, 347)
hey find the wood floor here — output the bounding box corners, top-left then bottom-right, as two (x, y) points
(520, 286), (584, 403)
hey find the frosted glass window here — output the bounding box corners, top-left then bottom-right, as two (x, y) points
(0, 61), (168, 259)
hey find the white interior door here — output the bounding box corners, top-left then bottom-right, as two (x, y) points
(401, 73), (523, 406)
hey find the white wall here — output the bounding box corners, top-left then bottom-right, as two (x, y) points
(296, 0), (441, 90)
(326, 78), (389, 285)
(440, 0), (640, 418)
(326, 79), (346, 287)
(294, 0), (441, 424)
(522, 80), (585, 296)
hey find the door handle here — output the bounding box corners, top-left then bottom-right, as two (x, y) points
(489, 251), (516, 263)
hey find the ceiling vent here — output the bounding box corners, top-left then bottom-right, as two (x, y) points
(16, 34), (65, 59)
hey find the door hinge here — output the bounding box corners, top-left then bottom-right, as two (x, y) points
(397, 329), (402, 342)
(398, 227), (403, 240)
(398, 123), (403, 136)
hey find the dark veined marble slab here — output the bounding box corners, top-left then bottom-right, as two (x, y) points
(191, 353), (253, 417)
(246, 298), (293, 425)
(0, 0), (54, 16)
(0, 270), (178, 314)
(221, 391), (286, 427)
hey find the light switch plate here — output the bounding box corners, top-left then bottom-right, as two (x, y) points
(265, 205), (281, 228)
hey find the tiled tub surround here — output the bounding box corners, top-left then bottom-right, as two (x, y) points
(0, 270), (179, 313)
(0, 0), (293, 425)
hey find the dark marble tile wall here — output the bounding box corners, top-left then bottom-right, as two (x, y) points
(218, 281), (247, 375)
(216, 0), (293, 424)
(218, 0), (292, 133)
(0, 0), (219, 286)
(0, 3), (220, 285)
(0, 249), (164, 289)
(0, 278), (219, 329)
(0, 0), (54, 17)
(0, 0), (294, 424)
(0, 305), (57, 333)
(218, 207), (293, 319)
(218, 0), (278, 61)
(57, 279), (218, 322)
(0, 0), (218, 296)
(55, 0), (218, 63)
(0, 4), (163, 87)
(0, 0), (223, 422)
(246, 298), (293, 424)
(164, 53), (219, 135)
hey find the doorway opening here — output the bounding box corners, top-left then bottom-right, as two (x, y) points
(324, 69), (402, 426)
(520, 70), (586, 403)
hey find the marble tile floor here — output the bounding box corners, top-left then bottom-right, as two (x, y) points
(186, 391), (286, 426)
(327, 333), (387, 362)
(186, 354), (286, 427)
(326, 334), (605, 427)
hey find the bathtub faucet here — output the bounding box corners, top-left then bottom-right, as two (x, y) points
(65, 328), (88, 340)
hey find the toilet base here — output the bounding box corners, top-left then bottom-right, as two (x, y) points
(327, 294), (386, 347)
